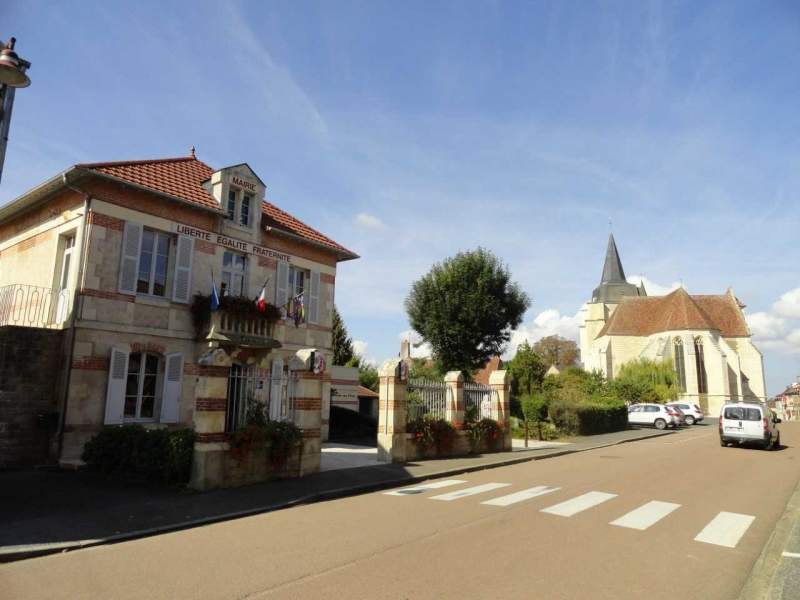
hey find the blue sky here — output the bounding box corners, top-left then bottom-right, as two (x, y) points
(3, 1), (800, 393)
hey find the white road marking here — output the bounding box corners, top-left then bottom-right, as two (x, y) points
(610, 501), (681, 530)
(430, 482), (511, 501)
(782, 552), (800, 558)
(694, 512), (756, 548)
(481, 485), (561, 507)
(541, 491), (617, 517)
(384, 479), (467, 496)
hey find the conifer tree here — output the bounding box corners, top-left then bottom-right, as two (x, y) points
(332, 306), (356, 366)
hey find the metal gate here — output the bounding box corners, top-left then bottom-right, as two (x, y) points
(406, 378), (449, 422)
(225, 365), (298, 432)
(464, 382), (495, 419)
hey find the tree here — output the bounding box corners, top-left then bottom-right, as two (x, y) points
(520, 393), (549, 445)
(331, 306), (355, 366)
(532, 335), (579, 370)
(405, 248), (530, 374)
(409, 358), (442, 380)
(507, 341), (547, 398)
(346, 356), (379, 392)
(611, 359), (679, 404)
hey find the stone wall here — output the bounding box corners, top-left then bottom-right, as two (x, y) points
(0, 327), (67, 467)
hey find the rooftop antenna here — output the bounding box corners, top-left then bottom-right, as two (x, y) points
(190, 145), (196, 158)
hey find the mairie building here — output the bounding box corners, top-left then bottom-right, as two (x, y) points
(578, 235), (766, 417)
(0, 152), (357, 488)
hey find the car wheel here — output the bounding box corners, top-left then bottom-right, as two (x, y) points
(720, 437), (727, 447)
(654, 418), (666, 430)
(685, 416), (695, 426)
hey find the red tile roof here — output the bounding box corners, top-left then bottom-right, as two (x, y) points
(357, 385), (379, 398)
(597, 288), (750, 338)
(76, 155), (356, 259)
(473, 356), (503, 385)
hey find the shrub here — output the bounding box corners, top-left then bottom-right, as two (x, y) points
(549, 398), (627, 436)
(82, 425), (196, 486)
(229, 420), (302, 466)
(407, 416), (456, 454)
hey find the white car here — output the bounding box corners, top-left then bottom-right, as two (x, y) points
(666, 402), (704, 426)
(627, 403), (675, 430)
(719, 402), (781, 450)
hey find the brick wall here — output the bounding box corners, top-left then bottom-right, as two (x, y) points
(0, 327), (67, 467)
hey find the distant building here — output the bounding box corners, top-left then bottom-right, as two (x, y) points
(771, 379), (800, 421)
(474, 356), (503, 385)
(579, 234), (766, 417)
(545, 364), (561, 377)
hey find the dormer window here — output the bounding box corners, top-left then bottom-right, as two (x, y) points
(240, 194), (251, 227)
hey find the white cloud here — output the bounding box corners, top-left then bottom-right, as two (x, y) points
(746, 312), (786, 340)
(354, 212), (385, 229)
(352, 340), (378, 366)
(505, 308), (582, 359)
(626, 275), (682, 296)
(773, 288), (800, 319)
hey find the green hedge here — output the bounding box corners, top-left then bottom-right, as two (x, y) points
(82, 425), (195, 486)
(549, 399), (628, 436)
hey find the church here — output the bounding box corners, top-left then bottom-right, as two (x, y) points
(578, 235), (766, 417)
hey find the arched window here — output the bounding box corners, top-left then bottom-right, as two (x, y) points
(673, 338), (686, 393)
(124, 352), (163, 420)
(694, 337), (708, 394)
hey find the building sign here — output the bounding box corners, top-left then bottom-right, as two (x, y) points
(174, 223), (292, 263)
(231, 176), (257, 192)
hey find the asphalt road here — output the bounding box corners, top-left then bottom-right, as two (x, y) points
(3, 423), (800, 600)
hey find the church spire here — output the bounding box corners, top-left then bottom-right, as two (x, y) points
(600, 233), (627, 284)
(591, 233), (645, 303)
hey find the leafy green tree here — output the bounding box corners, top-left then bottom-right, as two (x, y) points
(331, 306), (356, 366)
(405, 248), (530, 374)
(409, 358), (442, 380)
(532, 335), (579, 370)
(611, 359), (679, 404)
(520, 392), (549, 444)
(348, 357), (379, 392)
(508, 341), (547, 398)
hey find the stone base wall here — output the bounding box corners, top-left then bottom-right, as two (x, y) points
(401, 430), (512, 462)
(0, 327), (67, 467)
(190, 440), (316, 491)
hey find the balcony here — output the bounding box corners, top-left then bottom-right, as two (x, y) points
(0, 284), (73, 329)
(192, 294), (281, 350)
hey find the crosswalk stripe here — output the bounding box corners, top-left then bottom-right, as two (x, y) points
(541, 491), (617, 517)
(383, 479), (467, 496)
(481, 485), (561, 507)
(610, 501), (681, 530)
(694, 512), (755, 548)
(430, 482), (511, 501)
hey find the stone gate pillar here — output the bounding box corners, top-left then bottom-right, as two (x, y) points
(377, 358), (407, 463)
(189, 348), (232, 491)
(445, 370), (464, 428)
(489, 369), (512, 451)
(290, 348), (324, 476)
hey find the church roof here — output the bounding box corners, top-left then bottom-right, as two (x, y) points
(591, 234), (645, 303)
(596, 287), (750, 338)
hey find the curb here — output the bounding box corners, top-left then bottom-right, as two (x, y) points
(0, 428), (674, 563)
(739, 468), (800, 599)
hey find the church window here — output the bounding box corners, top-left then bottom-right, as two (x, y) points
(673, 338), (686, 393)
(694, 337), (708, 394)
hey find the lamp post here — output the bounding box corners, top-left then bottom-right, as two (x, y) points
(0, 37), (32, 185)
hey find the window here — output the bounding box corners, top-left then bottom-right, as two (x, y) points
(240, 194), (251, 227)
(137, 229), (170, 296)
(288, 266), (305, 299)
(226, 190), (236, 221)
(222, 251), (247, 296)
(124, 352), (162, 420)
(694, 337), (708, 394)
(673, 338), (686, 393)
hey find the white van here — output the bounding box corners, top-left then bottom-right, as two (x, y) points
(719, 402), (781, 450)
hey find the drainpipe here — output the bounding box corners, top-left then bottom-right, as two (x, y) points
(55, 176), (91, 463)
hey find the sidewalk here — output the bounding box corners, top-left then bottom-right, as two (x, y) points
(740, 467), (800, 599)
(0, 426), (673, 562)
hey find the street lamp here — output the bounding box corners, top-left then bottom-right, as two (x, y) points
(0, 37), (32, 184)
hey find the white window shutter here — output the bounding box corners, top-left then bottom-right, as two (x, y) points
(172, 235), (194, 303)
(160, 352), (183, 423)
(118, 222), (143, 294)
(269, 358), (284, 421)
(104, 347), (129, 425)
(275, 261), (289, 314)
(308, 270), (320, 324)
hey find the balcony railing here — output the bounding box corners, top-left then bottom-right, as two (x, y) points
(0, 284), (73, 329)
(207, 310), (280, 349)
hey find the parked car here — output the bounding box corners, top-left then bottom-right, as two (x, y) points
(665, 405), (685, 426)
(627, 403), (676, 430)
(719, 402), (781, 450)
(666, 402), (704, 425)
